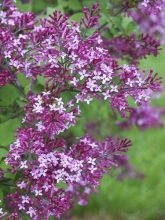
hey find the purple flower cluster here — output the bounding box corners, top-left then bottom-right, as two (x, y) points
(0, 69), (14, 87)
(0, 1), (163, 219)
(5, 125), (131, 219)
(130, 1), (165, 44)
(117, 103), (165, 130)
(104, 34), (160, 65)
(24, 93), (79, 138)
(0, 1), (161, 115)
(141, 0), (165, 14)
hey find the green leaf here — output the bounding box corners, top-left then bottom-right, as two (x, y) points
(37, 75), (46, 86)
(56, 181), (67, 189)
(46, 6), (57, 16)
(67, 0), (81, 11)
(0, 85), (19, 106)
(16, 0), (32, 11)
(31, 0), (58, 13)
(70, 12), (84, 22)
(46, 5), (64, 16)
(33, 83), (44, 93)
(32, 0), (47, 13)
(17, 74), (30, 88)
(0, 161), (9, 171)
(0, 148), (8, 160)
(122, 15), (136, 34)
(0, 118), (20, 146)
(81, 0), (96, 7)
(0, 189), (3, 199)
(46, 0), (66, 16)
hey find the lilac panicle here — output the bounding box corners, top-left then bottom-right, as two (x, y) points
(140, 0), (165, 14)
(130, 0), (165, 44)
(5, 113), (132, 219)
(117, 103), (165, 130)
(104, 34), (160, 65)
(0, 1), (161, 116)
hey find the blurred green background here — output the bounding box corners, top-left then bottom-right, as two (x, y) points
(8, 1), (165, 219)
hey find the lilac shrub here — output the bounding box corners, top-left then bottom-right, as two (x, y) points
(0, 0), (163, 219)
(98, 0), (165, 132)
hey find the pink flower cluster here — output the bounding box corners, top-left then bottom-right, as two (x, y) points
(141, 0), (165, 13)
(0, 1), (161, 115)
(0, 69), (14, 87)
(130, 1), (165, 44)
(117, 103), (165, 130)
(6, 125), (131, 219)
(104, 34), (160, 65)
(24, 93), (79, 138)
